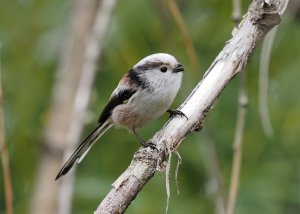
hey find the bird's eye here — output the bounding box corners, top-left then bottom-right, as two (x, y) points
(160, 67), (168, 73)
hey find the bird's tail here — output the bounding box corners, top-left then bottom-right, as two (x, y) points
(55, 121), (112, 180)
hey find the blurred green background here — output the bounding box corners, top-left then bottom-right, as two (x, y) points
(1, 0), (300, 213)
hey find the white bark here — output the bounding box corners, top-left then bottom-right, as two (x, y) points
(95, 0), (289, 213)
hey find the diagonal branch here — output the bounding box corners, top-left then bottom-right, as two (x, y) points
(95, 0), (289, 213)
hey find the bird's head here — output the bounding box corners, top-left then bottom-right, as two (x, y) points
(134, 53), (184, 74)
(130, 53), (184, 91)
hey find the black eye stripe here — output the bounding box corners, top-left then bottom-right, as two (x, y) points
(127, 69), (147, 89)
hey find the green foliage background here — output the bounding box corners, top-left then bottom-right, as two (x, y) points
(1, 0), (300, 213)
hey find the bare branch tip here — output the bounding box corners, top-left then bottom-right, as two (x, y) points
(248, 0), (289, 29)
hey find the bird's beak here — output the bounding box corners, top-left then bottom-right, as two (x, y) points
(174, 63), (184, 73)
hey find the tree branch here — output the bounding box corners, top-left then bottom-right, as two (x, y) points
(31, 0), (116, 213)
(0, 43), (14, 214)
(232, 0), (242, 24)
(226, 70), (248, 214)
(258, 26), (277, 137)
(95, 0), (289, 213)
(58, 0), (116, 213)
(225, 2), (247, 214)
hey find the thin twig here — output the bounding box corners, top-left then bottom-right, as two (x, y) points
(258, 27), (277, 138)
(226, 71), (248, 214)
(232, 0), (242, 24)
(165, 144), (172, 214)
(226, 2), (248, 214)
(164, 0), (201, 75)
(0, 43), (14, 214)
(174, 150), (182, 195)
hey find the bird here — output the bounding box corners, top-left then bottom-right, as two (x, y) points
(55, 53), (186, 180)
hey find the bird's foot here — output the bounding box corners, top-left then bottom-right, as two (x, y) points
(167, 109), (188, 120)
(140, 140), (158, 151)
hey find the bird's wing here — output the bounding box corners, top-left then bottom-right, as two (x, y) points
(98, 88), (137, 124)
(98, 69), (143, 124)
(55, 72), (139, 180)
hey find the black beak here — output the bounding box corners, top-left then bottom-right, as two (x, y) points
(174, 63), (184, 73)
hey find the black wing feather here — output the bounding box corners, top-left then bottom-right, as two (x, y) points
(98, 89), (137, 123)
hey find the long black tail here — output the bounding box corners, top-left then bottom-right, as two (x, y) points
(55, 121), (112, 180)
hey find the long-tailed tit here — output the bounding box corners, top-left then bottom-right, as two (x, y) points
(55, 53), (186, 180)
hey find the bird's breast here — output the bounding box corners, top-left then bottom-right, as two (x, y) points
(112, 70), (182, 129)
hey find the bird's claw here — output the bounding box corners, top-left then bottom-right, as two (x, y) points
(167, 109), (188, 120)
(141, 141), (158, 151)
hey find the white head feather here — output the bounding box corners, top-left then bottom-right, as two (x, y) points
(134, 53), (179, 69)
